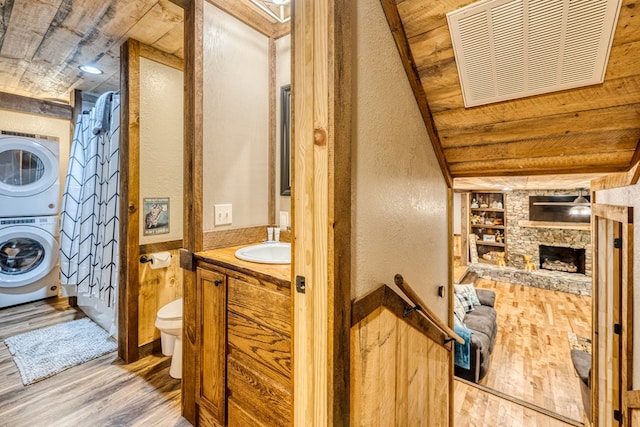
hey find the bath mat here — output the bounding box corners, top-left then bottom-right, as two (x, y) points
(3, 318), (117, 386)
(567, 331), (592, 354)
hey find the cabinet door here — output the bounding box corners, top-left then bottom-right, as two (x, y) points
(197, 267), (226, 425)
(226, 274), (292, 426)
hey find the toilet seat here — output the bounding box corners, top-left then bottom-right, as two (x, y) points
(157, 298), (183, 321)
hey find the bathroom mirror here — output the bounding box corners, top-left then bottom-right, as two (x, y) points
(280, 84), (291, 196)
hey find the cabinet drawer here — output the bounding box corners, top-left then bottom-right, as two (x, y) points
(227, 276), (291, 335)
(227, 353), (291, 427)
(227, 310), (291, 379)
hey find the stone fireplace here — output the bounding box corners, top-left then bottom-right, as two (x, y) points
(506, 190), (592, 277)
(468, 190), (592, 296)
(539, 244), (586, 274)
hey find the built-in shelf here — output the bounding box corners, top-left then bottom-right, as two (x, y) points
(468, 191), (507, 263)
(471, 208), (503, 212)
(476, 241), (505, 247)
(518, 220), (590, 231)
(471, 224), (504, 230)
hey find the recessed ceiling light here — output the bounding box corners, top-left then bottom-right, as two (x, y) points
(79, 64), (103, 75)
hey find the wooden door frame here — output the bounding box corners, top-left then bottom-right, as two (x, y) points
(118, 39), (185, 364)
(592, 203), (634, 425)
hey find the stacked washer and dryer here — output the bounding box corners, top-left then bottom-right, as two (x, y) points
(0, 132), (61, 308)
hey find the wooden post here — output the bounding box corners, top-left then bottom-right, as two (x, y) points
(292, 0), (352, 424)
(182, 0), (204, 423)
(118, 39), (141, 364)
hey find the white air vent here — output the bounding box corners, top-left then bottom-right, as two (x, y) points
(447, 0), (622, 107)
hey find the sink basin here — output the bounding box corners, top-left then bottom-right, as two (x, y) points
(235, 242), (291, 264)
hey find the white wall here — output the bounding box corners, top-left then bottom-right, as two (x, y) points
(594, 184), (640, 389)
(352, 0), (449, 319)
(139, 57), (184, 244)
(0, 109), (71, 202)
(202, 3), (269, 231)
(275, 34), (291, 222)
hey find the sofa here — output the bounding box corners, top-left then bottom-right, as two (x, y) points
(454, 287), (498, 383)
(571, 349), (592, 422)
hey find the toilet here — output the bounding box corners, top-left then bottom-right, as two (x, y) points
(155, 298), (183, 379)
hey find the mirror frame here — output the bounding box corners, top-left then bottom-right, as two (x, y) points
(280, 84), (291, 196)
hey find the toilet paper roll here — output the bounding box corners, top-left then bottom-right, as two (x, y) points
(149, 251), (172, 269)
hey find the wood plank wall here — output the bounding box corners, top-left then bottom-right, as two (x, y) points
(351, 306), (451, 426)
(138, 248), (184, 346)
(627, 391), (640, 426)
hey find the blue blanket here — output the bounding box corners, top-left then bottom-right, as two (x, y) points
(454, 324), (473, 370)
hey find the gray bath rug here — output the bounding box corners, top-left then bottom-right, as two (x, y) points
(4, 317), (117, 386)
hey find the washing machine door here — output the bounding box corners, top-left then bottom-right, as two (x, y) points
(0, 227), (59, 287)
(0, 136), (58, 197)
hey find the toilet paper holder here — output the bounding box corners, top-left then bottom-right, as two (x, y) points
(139, 252), (172, 269)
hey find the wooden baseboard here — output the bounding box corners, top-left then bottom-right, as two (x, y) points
(138, 339), (162, 358)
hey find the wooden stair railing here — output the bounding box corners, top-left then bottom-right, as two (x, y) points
(351, 275), (463, 347)
(394, 273), (464, 344)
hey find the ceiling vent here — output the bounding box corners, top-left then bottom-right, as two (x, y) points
(447, 0), (622, 107)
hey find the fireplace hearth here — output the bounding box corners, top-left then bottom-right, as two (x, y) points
(539, 245), (586, 275)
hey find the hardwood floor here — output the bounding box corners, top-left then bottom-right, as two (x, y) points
(0, 297), (190, 427)
(470, 278), (592, 424)
(454, 379), (580, 427)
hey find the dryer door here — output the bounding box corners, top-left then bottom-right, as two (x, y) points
(0, 227), (59, 287)
(0, 136), (58, 197)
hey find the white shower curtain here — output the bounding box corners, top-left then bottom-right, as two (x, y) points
(60, 91), (120, 317)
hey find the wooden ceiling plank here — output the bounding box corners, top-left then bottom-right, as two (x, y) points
(409, 26), (453, 71)
(449, 151), (635, 177)
(591, 161), (640, 191)
(443, 130), (640, 163)
(124, 0), (183, 48)
(20, 0), (183, 99)
(423, 39), (640, 113)
(0, 91), (71, 119)
(396, 0), (471, 40)
(439, 105), (640, 148)
(611, 1), (640, 46)
(206, 0), (278, 38)
(411, 7), (640, 111)
(0, 58), (30, 96)
(0, 0), (63, 60)
(433, 75), (640, 129)
(32, 0), (113, 64)
(153, 23), (185, 57)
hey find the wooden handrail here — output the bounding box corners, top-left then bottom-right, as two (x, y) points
(394, 274), (464, 345)
(352, 285), (451, 347)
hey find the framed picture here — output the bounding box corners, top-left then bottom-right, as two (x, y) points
(143, 197), (169, 235)
(280, 84), (291, 196)
(469, 234), (478, 264)
(483, 234), (496, 242)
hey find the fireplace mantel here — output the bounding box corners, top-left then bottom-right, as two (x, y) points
(517, 220), (591, 231)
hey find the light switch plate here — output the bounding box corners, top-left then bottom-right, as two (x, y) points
(214, 204), (232, 226)
(279, 211), (289, 229)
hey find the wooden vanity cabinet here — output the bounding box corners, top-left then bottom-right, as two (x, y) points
(196, 264), (292, 427)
